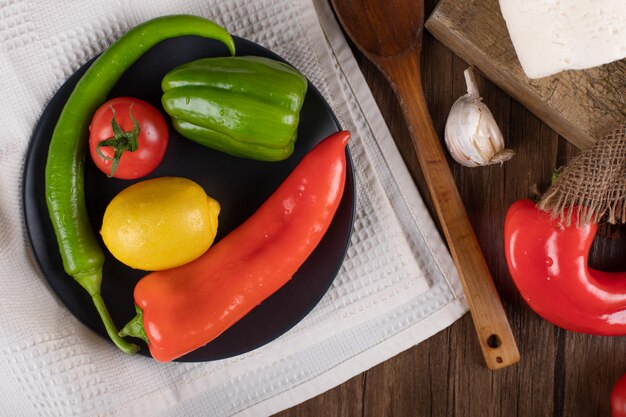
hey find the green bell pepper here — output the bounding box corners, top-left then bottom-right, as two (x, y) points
(161, 56), (308, 161)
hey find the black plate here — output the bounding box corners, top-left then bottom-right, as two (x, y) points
(23, 36), (355, 361)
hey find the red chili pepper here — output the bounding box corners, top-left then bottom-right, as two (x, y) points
(612, 372), (626, 417)
(504, 199), (626, 335)
(120, 131), (350, 362)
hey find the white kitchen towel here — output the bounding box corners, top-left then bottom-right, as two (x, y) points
(0, 0), (468, 416)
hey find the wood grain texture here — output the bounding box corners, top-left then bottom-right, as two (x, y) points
(276, 0), (626, 414)
(331, 0), (519, 370)
(424, 0), (626, 150)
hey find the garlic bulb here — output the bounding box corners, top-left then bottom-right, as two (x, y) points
(444, 67), (514, 167)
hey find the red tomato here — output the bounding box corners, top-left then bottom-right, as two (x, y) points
(89, 97), (168, 179)
(612, 373), (626, 417)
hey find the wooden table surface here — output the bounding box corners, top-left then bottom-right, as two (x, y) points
(277, 1), (626, 416)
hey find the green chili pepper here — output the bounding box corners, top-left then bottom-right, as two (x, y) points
(45, 15), (235, 354)
(161, 56), (308, 161)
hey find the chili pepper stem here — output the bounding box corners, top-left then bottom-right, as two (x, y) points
(119, 306), (149, 344)
(73, 269), (102, 297)
(91, 293), (140, 354)
(73, 269), (139, 353)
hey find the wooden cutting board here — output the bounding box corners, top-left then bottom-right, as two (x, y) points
(425, 0), (626, 149)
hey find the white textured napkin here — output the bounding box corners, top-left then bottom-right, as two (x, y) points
(0, 0), (467, 415)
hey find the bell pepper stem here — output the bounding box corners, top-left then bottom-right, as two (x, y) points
(92, 294), (141, 354)
(119, 306), (149, 344)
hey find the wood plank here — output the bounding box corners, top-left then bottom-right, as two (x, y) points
(562, 334), (626, 416)
(502, 100), (562, 417)
(424, 0), (626, 150)
(276, 375), (365, 417)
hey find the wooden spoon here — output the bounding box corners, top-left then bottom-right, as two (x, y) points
(331, 0), (520, 369)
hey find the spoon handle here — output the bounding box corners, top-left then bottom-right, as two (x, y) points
(379, 52), (519, 370)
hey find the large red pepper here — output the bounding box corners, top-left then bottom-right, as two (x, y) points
(120, 131), (350, 362)
(504, 199), (626, 335)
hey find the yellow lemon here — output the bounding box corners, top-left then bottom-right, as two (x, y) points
(101, 177), (220, 271)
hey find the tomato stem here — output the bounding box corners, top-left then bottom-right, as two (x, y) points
(96, 107), (141, 178)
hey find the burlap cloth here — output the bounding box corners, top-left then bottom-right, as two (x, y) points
(538, 124), (626, 226)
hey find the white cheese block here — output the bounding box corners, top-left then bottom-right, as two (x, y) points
(499, 0), (626, 79)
